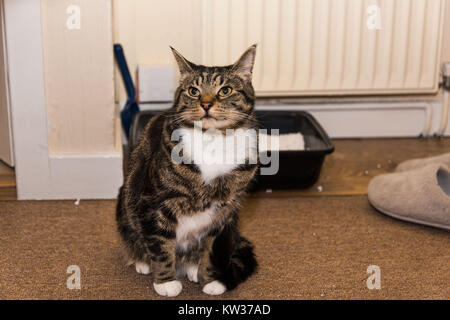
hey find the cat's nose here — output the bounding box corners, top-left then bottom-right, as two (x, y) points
(201, 102), (213, 111)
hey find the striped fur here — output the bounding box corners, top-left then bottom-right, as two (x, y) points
(116, 45), (258, 296)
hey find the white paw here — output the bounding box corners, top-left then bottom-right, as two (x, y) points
(153, 280), (182, 297)
(186, 265), (198, 283)
(135, 262), (151, 275)
(202, 280), (226, 295)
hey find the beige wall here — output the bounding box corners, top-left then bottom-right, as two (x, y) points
(41, 0), (117, 155)
(112, 0), (202, 101)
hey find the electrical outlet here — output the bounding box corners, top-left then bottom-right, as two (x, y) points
(137, 65), (174, 102)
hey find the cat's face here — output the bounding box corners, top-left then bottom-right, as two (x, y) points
(171, 45), (257, 130)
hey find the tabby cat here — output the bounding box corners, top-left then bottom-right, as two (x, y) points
(116, 45), (258, 297)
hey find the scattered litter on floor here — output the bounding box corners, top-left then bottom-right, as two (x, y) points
(266, 189), (272, 193)
(317, 185), (323, 192)
(74, 199), (80, 206)
(364, 170), (369, 175)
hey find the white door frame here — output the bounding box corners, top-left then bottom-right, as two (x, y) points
(4, 0), (122, 200)
(4, 0), (52, 199)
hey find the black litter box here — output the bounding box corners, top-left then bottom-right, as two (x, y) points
(129, 110), (334, 190)
(254, 111), (334, 190)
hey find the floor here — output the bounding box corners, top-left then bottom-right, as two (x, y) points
(253, 137), (450, 197)
(0, 138), (449, 299)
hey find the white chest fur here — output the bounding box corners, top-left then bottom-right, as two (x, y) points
(176, 204), (217, 251)
(177, 127), (257, 183)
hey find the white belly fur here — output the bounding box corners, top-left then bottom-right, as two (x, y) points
(176, 204), (217, 251)
(175, 127), (256, 250)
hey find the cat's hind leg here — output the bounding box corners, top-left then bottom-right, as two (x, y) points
(198, 236), (227, 295)
(135, 261), (151, 275)
(203, 280), (226, 295)
(186, 264), (199, 283)
(199, 226), (257, 295)
(123, 250), (151, 275)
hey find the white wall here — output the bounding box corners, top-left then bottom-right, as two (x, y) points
(114, 0), (447, 98)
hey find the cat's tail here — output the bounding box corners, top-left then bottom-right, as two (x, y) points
(211, 228), (258, 291)
(225, 236), (258, 290)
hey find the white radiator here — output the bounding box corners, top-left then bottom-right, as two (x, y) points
(202, 0), (446, 96)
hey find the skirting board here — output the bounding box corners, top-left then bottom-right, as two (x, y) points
(17, 154), (123, 200)
(137, 99), (446, 138)
(256, 100), (446, 138)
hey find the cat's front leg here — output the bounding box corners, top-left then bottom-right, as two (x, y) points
(198, 236), (227, 296)
(151, 239), (182, 297)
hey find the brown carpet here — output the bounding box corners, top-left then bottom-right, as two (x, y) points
(0, 196), (449, 300)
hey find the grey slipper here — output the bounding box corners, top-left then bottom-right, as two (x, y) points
(368, 163), (450, 231)
(396, 152), (450, 172)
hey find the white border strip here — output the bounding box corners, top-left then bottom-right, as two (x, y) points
(256, 102), (434, 138)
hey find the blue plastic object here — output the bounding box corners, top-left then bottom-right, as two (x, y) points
(113, 44), (140, 138)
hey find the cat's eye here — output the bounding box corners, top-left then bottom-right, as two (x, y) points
(188, 87), (200, 97)
(218, 86), (232, 97)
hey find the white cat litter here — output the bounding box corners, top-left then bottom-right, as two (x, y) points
(258, 132), (305, 152)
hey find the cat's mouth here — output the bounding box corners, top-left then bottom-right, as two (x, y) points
(201, 114), (217, 120)
(201, 116), (221, 129)
(201, 117), (234, 130)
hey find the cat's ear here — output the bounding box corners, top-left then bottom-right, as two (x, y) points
(170, 46), (196, 75)
(232, 44), (257, 81)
